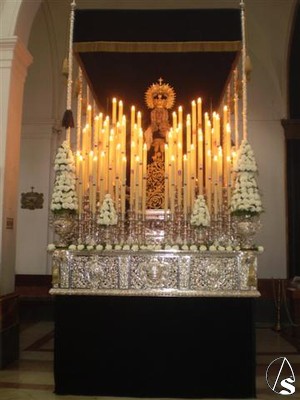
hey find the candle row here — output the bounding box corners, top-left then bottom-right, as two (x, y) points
(74, 96), (239, 219)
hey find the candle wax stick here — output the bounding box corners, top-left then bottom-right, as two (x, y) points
(112, 98), (117, 125)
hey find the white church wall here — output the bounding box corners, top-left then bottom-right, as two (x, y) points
(15, 2), (67, 275)
(15, 0), (295, 278)
(246, 0), (295, 278)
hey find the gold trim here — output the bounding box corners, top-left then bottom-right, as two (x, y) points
(74, 41), (242, 53)
(50, 288), (260, 298)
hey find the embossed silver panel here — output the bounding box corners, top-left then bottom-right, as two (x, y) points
(51, 250), (259, 297)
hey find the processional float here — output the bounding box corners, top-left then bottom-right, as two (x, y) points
(49, 0), (263, 297)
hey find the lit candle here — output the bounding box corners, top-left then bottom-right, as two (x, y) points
(130, 140), (136, 210)
(112, 98), (117, 125)
(164, 143), (169, 215)
(215, 114), (220, 147)
(177, 141), (182, 209)
(87, 105), (92, 128)
(206, 149), (212, 212)
(137, 111), (142, 133)
(172, 111), (177, 130)
(108, 133), (114, 196)
(197, 97), (202, 129)
(191, 100), (197, 138)
(135, 155), (140, 216)
(183, 154), (188, 219)
(118, 100), (123, 124)
(226, 155), (232, 206)
(170, 155), (176, 216)
(138, 128), (143, 166)
(186, 114), (191, 154)
(99, 151), (105, 204)
(218, 146), (223, 209)
(88, 150), (94, 209)
(121, 115), (126, 155)
(92, 155), (98, 214)
(131, 106), (135, 137)
(178, 106), (183, 128)
(93, 116), (99, 148)
(213, 154), (218, 216)
(198, 129), (204, 194)
(121, 156), (127, 218)
(142, 143), (147, 218)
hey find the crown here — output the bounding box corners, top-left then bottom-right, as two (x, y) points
(145, 78), (176, 110)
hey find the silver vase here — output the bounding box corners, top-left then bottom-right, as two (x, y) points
(235, 215), (261, 249)
(53, 212), (77, 247)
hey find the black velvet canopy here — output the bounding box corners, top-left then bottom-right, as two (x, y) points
(73, 9), (242, 121)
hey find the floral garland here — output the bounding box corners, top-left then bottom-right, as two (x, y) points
(97, 194), (118, 225)
(50, 140), (78, 213)
(190, 194), (210, 227)
(48, 242), (264, 253)
(231, 139), (263, 217)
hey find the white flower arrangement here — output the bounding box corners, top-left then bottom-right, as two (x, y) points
(234, 139), (258, 173)
(200, 245), (207, 251)
(97, 194), (118, 226)
(50, 141), (78, 214)
(231, 139), (263, 217)
(68, 244), (77, 250)
(96, 244), (104, 251)
(190, 195), (210, 227)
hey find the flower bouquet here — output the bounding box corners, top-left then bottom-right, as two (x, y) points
(50, 140), (78, 246)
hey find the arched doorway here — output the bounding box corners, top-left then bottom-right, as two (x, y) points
(0, 0), (41, 368)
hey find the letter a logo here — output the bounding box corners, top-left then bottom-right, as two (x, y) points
(266, 357), (296, 395)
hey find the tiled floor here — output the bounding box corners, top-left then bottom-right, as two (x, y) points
(0, 322), (299, 400)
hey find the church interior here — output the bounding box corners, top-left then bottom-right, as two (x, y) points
(0, 0), (300, 399)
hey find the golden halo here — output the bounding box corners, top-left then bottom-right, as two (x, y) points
(145, 78), (176, 109)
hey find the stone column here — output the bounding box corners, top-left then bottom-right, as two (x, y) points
(0, 36), (32, 367)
